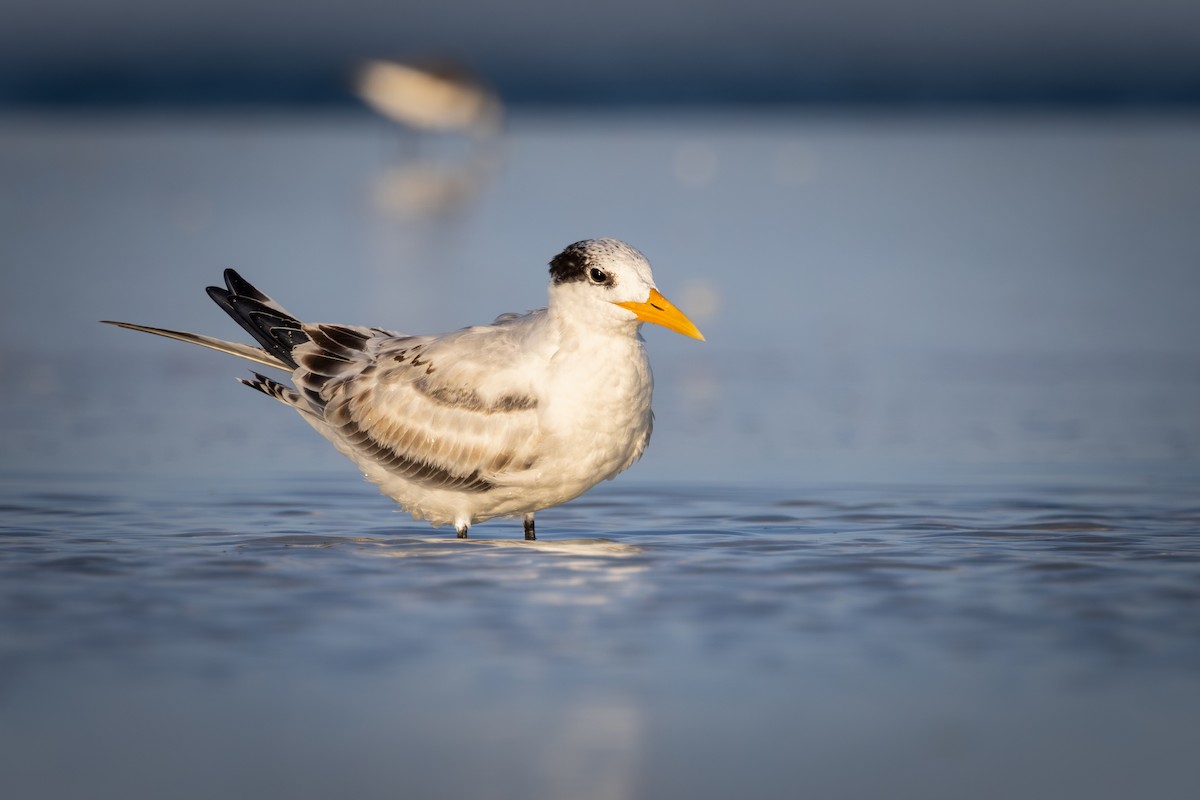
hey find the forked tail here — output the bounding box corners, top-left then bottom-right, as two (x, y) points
(102, 269), (308, 372)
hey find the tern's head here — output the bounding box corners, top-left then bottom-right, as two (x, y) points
(547, 239), (705, 341)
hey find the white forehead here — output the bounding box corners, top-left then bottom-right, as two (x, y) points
(587, 238), (654, 283)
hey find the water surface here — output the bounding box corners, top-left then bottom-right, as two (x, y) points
(2, 109), (1199, 799)
(2, 468), (1199, 800)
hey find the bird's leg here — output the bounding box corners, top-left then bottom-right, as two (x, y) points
(455, 521), (469, 539)
(523, 513), (536, 541)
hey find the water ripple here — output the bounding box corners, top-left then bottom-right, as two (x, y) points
(0, 476), (1197, 683)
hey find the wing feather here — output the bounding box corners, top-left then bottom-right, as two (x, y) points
(296, 321), (543, 493)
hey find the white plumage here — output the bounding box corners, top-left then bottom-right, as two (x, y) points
(105, 239), (704, 539)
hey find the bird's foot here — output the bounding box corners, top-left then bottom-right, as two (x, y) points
(455, 522), (469, 539)
(523, 513), (536, 541)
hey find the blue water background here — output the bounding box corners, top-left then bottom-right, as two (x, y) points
(1, 109), (1199, 798)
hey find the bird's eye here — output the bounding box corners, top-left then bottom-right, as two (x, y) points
(588, 268), (609, 284)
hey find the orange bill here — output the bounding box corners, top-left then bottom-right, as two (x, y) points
(615, 288), (705, 341)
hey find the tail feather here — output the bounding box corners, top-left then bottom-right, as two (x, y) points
(237, 371), (300, 404)
(205, 269), (307, 370)
(100, 321), (289, 370)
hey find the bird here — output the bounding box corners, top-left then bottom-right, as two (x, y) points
(103, 239), (704, 540)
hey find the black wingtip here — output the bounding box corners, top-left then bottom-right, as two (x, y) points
(205, 273), (305, 370)
(205, 285), (237, 323)
(222, 268), (270, 301)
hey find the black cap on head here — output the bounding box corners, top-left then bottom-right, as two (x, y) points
(548, 240), (595, 285)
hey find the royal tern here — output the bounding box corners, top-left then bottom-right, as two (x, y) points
(104, 239), (704, 539)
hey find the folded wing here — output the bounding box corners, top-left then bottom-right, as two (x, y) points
(294, 322), (543, 493)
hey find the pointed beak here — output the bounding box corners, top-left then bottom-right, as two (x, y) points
(614, 288), (706, 341)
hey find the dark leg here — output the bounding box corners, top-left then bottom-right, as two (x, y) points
(455, 522), (469, 539)
(523, 513), (536, 541)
